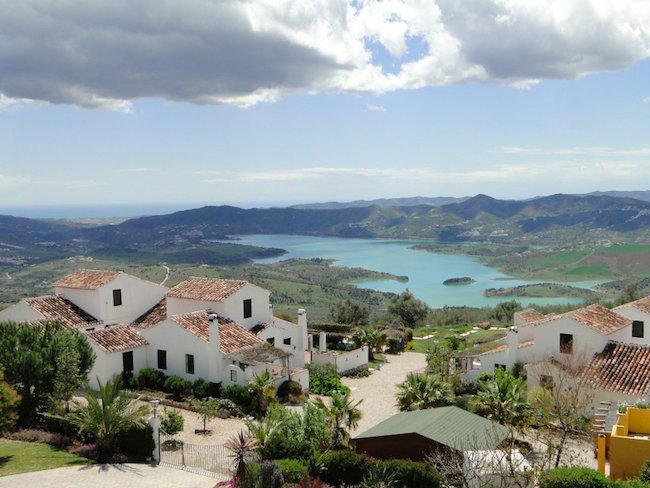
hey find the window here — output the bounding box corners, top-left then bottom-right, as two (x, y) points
(540, 375), (554, 390)
(267, 337), (275, 346)
(122, 351), (134, 372)
(243, 299), (252, 319)
(560, 333), (573, 354)
(494, 364), (506, 372)
(633, 320), (645, 338)
(283, 337), (291, 346)
(186, 354), (195, 375)
(157, 350), (167, 370)
(230, 369), (237, 382)
(113, 289), (122, 307)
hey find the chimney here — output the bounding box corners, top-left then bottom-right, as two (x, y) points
(208, 313), (220, 382)
(268, 304), (274, 324)
(298, 309), (308, 352)
(319, 330), (327, 353)
(506, 326), (518, 363)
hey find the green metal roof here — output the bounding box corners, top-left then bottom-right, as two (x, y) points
(354, 406), (508, 451)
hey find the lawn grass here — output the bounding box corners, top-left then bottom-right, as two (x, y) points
(0, 439), (90, 477)
(601, 244), (650, 254)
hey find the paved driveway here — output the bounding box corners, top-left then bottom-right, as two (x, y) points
(0, 463), (218, 488)
(343, 351), (427, 435)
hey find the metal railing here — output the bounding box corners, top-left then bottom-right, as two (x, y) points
(159, 429), (233, 478)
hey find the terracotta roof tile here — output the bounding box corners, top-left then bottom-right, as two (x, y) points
(583, 342), (650, 396)
(87, 326), (148, 353)
(26, 296), (98, 329)
(568, 304), (631, 335)
(514, 308), (545, 325)
(167, 277), (247, 302)
(616, 296), (650, 315)
(170, 311), (264, 354)
(133, 298), (167, 328)
(218, 317), (264, 354)
(171, 310), (211, 341)
(54, 269), (119, 289)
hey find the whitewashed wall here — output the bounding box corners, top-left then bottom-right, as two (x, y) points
(312, 346), (368, 374)
(55, 287), (100, 320)
(0, 300), (43, 323)
(611, 306), (650, 345)
(86, 342), (147, 389)
(140, 320), (212, 382)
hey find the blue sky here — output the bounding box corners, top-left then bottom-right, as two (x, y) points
(1, 1), (649, 211)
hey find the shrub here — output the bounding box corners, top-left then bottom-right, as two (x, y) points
(387, 335), (405, 354)
(275, 458), (308, 483)
(192, 378), (210, 399)
(116, 425), (154, 462)
(68, 443), (96, 459)
(260, 460), (284, 488)
(612, 481), (650, 487)
(640, 460), (650, 483)
(164, 375), (192, 398)
(136, 368), (167, 391)
(6, 429), (71, 448)
(222, 384), (254, 411)
(277, 381), (304, 402)
(217, 399), (243, 418)
(307, 363), (349, 396)
(539, 467), (610, 488)
(160, 409), (184, 436)
(380, 459), (442, 488)
(320, 450), (373, 487)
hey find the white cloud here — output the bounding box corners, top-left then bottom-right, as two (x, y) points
(0, 0), (648, 109)
(496, 146), (650, 157)
(366, 104), (386, 112)
(644, 97), (650, 103)
(0, 175), (32, 189)
(0, 174), (106, 190)
(111, 167), (159, 174)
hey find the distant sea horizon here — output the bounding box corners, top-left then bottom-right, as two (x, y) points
(0, 201), (299, 219)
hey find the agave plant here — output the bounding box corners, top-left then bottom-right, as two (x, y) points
(226, 429), (259, 486)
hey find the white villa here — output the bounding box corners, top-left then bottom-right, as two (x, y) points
(458, 298), (650, 405)
(0, 269), (311, 390)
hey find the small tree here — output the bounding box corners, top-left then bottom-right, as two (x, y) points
(0, 368), (20, 432)
(53, 333), (83, 413)
(477, 368), (530, 430)
(193, 397), (219, 433)
(426, 341), (458, 383)
(330, 299), (370, 326)
(68, 377), (149, 457)
(248, 371), (277, 416)
(388, 290), (430, 328)
(313, 389), (362, 448)
(396, 374), (454, 411)
(226, 429), (258, 487)
(490, 301), (522, 323)
(160, 408), (184, 436)
(352, 327), (387, 362)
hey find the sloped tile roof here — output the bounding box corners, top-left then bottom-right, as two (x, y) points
(53, 269), (119, 289)
(170, 311), (264, 354)
(568, 304), (631, 335)
(583, 342), (650, 396)
(218, 317), (265, 354)
(514, 308), (544, 325)
(171, 310), (210, 342)
(87, 326), (148, 353)
(615, 296), (650, 315)
(167, 277), (247, 302)
(26, 296), (98, 329)
(133, 298), (167, 328)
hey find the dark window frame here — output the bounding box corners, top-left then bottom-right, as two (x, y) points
(122, 350), (134, 372)
(633, 320), (645, 338)
(283, 337), (291, 346)
(186, 354), (195, 375)
(243, 299), (252, 319)
(560, 333), (573, 354)
(230, 369), (237, 382)
(157, 349), (167, 370)
(113, 289), (123, 307)
(267, 337), (275, 346)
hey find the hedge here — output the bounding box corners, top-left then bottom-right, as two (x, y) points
(539, 467), (610, 488)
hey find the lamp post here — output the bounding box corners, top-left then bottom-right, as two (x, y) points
(150, 398), (160, 418)
(149, 399), (161, 464)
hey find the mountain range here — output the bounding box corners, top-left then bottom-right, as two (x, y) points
(2, 192), (650, 266)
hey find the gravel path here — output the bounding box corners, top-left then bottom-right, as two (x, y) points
(342, 351), (427, 436)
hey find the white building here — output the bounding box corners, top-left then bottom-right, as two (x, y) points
(0, 269), (310, 390)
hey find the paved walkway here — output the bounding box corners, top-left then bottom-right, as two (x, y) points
(342, 351), (427, 435)
(0, 463), (217, 488)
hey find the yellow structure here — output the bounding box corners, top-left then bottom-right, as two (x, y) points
(610, 407), (650, 480)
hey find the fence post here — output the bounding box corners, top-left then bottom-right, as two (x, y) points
(148, 414), (161, 464)
(182, 441), (186, 467)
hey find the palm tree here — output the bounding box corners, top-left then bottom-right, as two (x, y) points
(353, 327), (387, 362)
(313, 389), (362, 447)
(68, 377), (149, 456)
(395, 373), (454, 411)
(249, 371), (277, 416)
(226, 429), (258, 487)
(477, 368), (530, 428)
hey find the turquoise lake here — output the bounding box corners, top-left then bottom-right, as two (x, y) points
(232, 235), (600, 308)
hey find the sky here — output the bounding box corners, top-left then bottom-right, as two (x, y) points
(1, 0), (650, 213)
